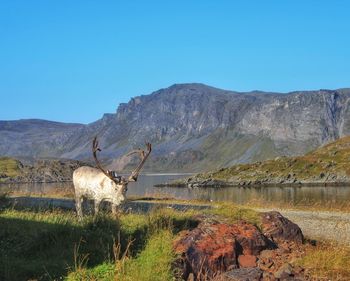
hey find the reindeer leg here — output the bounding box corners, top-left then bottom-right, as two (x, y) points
(94, 199), (101, 216)
(75, 194), (83, 219)
(112, 203), (118, 216)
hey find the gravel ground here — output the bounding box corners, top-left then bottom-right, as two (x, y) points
(256, 208), (350, 245)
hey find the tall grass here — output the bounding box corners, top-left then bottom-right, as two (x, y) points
(0, 206), (198, 281)
(67, 207), (198, 281)
(0, 209), (120, 281)
(297, 242), (350, 280)
(114, 230), (175, 281)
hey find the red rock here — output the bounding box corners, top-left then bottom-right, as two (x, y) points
(231, 221), (270, 255)
(173, 221), (269, 279)
(238, 254), (257, 268)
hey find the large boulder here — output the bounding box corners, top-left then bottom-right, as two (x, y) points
(260, 211), (304, 244)
(173, 212), (306, 280)
(173, 221), (270, 280)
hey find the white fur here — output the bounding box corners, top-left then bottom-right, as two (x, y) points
(73, 166), (127, 217)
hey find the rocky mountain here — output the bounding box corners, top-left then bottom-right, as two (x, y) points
(1, 83), (350, 172)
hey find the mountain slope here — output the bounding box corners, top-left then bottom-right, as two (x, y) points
(1, 84), (350, 172)
(184, 136), (350, 186)
(0, 119), (85, 158)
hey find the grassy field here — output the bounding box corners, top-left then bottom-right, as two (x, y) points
(0, 202), (262, 281)
(0, 205), (201, 281)
(1, 201), (349, 280)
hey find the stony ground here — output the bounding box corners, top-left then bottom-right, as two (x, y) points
(256, 208), (350, 245)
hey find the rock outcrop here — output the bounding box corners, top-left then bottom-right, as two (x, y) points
(260, 211), (304, 244)
(0, 157), (86, 183)
(173, 211), (305, 280)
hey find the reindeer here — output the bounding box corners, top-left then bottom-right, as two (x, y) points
(73, 136), (151, 218)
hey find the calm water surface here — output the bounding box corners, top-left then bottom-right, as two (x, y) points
(1, 174), (350, 206)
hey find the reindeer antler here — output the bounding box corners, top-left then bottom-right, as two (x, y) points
(92, 136), (117, 182)
(92, 136), (152, 184)
(127, 142), (152, 182)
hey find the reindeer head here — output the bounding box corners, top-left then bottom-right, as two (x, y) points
(92, 136), (152, 196)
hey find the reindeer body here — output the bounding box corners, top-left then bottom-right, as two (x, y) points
(73, 166), (127, 217)
(72, 137), (151, 218)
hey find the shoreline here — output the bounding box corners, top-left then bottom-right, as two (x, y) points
(0, 173), (193, 185)
(156, 180), (350, 188)
(2, 179), (350, 188)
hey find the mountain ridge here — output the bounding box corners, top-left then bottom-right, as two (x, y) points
(1, 83), (350, 172)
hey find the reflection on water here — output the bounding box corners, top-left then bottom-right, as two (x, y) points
(1, 174), (350, 207)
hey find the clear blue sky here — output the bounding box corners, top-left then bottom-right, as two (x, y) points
(0, 1), (349, 124)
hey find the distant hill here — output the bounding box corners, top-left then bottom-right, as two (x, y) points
(0, 157), (86, 183)
(184, 136), (350, 186)
(1, 84), (350, 172)
(0, 119), (85, 158)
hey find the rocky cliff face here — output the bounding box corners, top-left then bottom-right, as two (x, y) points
(1, 84), (350, 172)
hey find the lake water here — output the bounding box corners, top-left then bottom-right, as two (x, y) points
(1, 174), (350, 207)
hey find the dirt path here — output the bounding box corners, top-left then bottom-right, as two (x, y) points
(255, 208), (350, 245)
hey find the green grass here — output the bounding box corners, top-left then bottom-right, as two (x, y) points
(67, 262), (115, 281)
(66, 207), (198, 281)
(0, 209), (121, 281)
(0, 206), (199, 281)
(115, 230), (175, 281)
(207, 202), (261, 226)
(68, 230), (175, 281)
